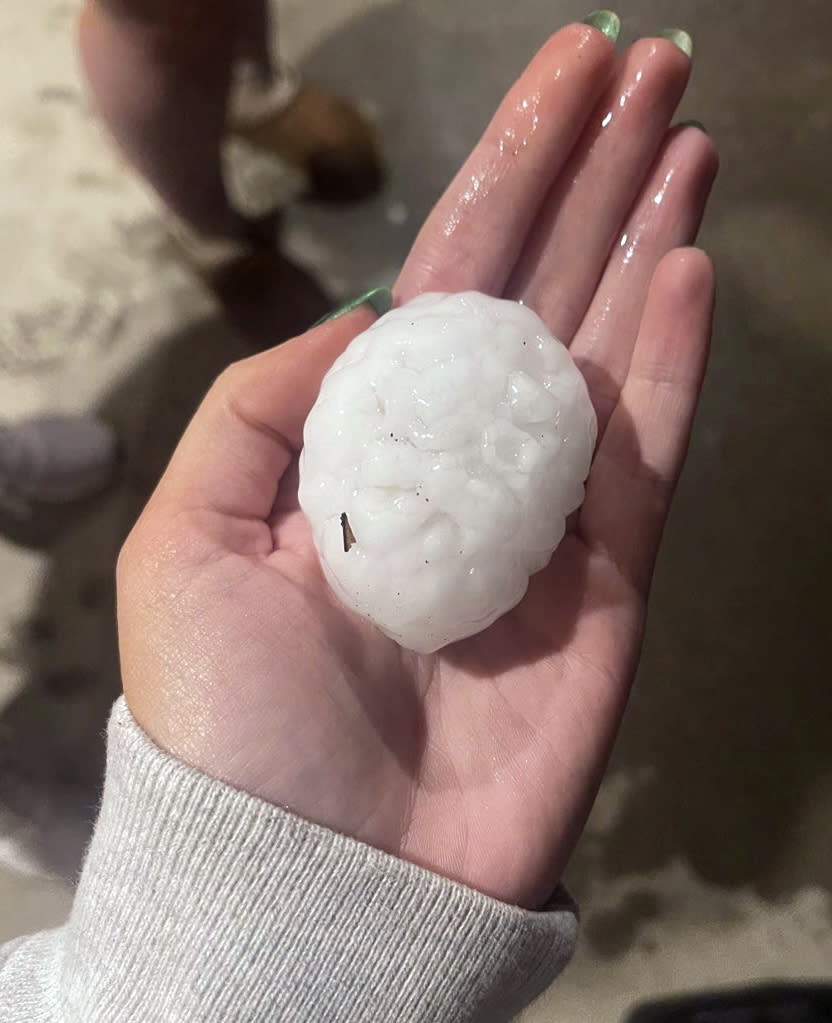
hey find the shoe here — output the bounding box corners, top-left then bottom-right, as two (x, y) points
(0, 414), (120, 515)
(165, 208), (282, 279)
(230, 69), (383, 202)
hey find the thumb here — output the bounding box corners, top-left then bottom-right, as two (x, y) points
(153, 288), (392, 522)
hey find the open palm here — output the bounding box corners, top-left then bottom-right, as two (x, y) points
(119, 23), (717, 910)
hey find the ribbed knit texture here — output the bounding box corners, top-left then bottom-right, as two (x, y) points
(0, 698), (577, 1021)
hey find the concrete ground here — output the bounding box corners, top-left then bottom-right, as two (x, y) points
(1, 0), (831, 1018)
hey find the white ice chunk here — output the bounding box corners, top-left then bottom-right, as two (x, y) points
(298, 291), (596, 653)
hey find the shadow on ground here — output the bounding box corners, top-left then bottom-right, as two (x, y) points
(0, 312), (246, 876)
(567, 254), (832, 951)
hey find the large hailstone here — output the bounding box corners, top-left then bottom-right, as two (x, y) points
(298, 291), (597, 653)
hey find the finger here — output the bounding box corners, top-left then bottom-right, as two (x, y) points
(153, 305), (379, 521)
(506, 37), (692, 341)
(579, 248), (715, 594)
(571, 123), (718, 433)
(395, 22), (616, 301)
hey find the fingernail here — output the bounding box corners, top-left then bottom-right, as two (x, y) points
(312, 287), (393, 327)
(583, 10), (620, 43)
(678, 119), (707, 133)
(658, 28), (693, 59)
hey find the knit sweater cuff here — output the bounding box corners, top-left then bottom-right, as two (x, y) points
(62, 697), (578, 1021)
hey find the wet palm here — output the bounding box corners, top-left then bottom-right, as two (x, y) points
(119, 23), (717, 909)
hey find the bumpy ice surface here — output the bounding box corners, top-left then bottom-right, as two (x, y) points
(298, 291), (597, 653)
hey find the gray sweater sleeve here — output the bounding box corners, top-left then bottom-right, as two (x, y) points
(0, 698), (577, 1022)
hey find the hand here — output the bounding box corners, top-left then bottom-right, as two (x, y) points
(118, 22), (717, 910)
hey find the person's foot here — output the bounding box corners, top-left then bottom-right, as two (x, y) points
(0, 415), (120, 516)
(164, 194), (331, 350)
(230, 71), (383, 202)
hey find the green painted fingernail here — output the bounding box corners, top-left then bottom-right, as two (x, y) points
(583, 10), (620, 43)
(679, 119), (707, 133)
(659, 28), (693, 58)
(312, 287), (393, 327)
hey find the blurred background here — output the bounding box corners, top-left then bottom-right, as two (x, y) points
(0, 0), (830, 1019)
